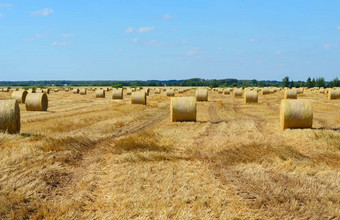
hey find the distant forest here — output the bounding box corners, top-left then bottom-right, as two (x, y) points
(0, 77), (339, 88)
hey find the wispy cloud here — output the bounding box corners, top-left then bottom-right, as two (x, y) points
(30, 8), (54, 16)
(163, 14), (174, 20)
(51, 41), (70, 46)
(61, 33), (75, 38)
(0, 13), (3, 17)
(249, 39), (256, 43)
(144, 39), (187, 47)
(323, 43), (339, 49)
(336, 25), (340, 30)
(217, 48), (223, 51)
(0, 3), (12, 7)
(275, 50), (281, 55)
(124, 27), (134, 33)
(22, 38), (35, 42)
(137, 26), (155, 33)
(132, 38), (139, 43)
(186, 48), (202, 57)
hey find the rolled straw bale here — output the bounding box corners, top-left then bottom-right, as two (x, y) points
(262, 88), (270, 95)
(196, 89), (208, 101)
(163, 88), (166, 91)
(280, 99), (313, 130)
(132, 88), (136, 92)
(53, 89), (59, 92)
(319, 88), (325, 93)
(284, 89), (297, 99)
(0, 100), (20, 133)
(244, 91), (258, 103)
(234, 89), (243, 97)
(218, 88), (223, 93)
(0, 88), (2, 92)
(112, 88), (123, 99)
(27, 89), (36, 93)
(96, 89), (105, 98)
(166, 90), (174, 97)
(170, 97), (196, 122)
(269, 88), (275, 93)
(328, 89), (340, 100)
(73, 88), (79, 94)
(179, 89), (184, 93)
(223, 88), (231, 95)
(43, 89), (50, 94)
(25, 93), (48, 111)
(144, 88), (150, 96)
(80, 89), (87, 95)
(297, 88), (304, 94)
(131, 91), (146, 105)
(11, 90), (28, 104)
(3, 88), (9, 92)
(126, 89), (132, 95)
(35, 89), (43, 93)
(155, 88), (161, 94)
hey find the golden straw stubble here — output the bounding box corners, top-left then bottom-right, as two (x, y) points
(170, 97), (196, 122)
(25, 93), (48, 111)
(280, 99), (313, 130)
(0, 100), (20, 133)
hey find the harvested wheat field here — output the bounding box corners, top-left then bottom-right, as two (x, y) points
(0, 88), (339, 219)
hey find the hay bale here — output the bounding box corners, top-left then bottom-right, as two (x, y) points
(96, 89), (105, 98)
(166, 90), (174, 97)
(244, 91), (258, 103)
(3, 88), (9, 92)
(218, 88), (223, 93)
(27, 89), (36, 93)
(126, 89), (132, 95)
(170, 97), (196, 122)
(42, 89), (50, 94)
(25, 93), (48, 111)
(179, 89), (184, 93)
(80, 89), (87, 95)
(319, 88), (325, 93)
(11, 90), (28, 104)
(196, 89), (208, 101)
(155, 88), (161, 94)
(284, 89), (297, 99)
(0, 100), (20, 133)
(328, 89), (340, 100)
(112, 88), (123, 99)
(280, 99), (313, 130)
(234, 89), (243, 97)
(262, 88), (270, 95)
(73, 88), (79, 94)
(53, 89), (59, 92)
(297, 88), (304, 94)
(131, 91), (146, 105)
(223, 88), (231, 95)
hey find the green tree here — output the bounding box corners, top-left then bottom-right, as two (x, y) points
(306, 77), (312, 88)
(289, 80), (295, 88)
(282, 76), (289, 88)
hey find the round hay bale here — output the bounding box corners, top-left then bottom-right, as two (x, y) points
(166, 90), (174, 97)
(155, 88), (161, 94)
(284, 89), (297, 99)
(262, 88), (270, 95)
(73, 88), (79, 94)
(328, 89), (340, 100)
(234, 89), (243, 97)
(218, 88), (223, 93)
(280, 99), (313, 130)
(3, 88), (9, 92)
(244, 91), (258, 103)
(126, 89), (132, 95)
(179, 89), (184, 93)
(11, 90), (28, 104)
(27, 89), (36, 93)
(112, 88), (123, 99)
(131, 91), (146, 105)
(42, 89), (50, 94)
(54, 89), (59, 92)
(297, 88), (304, 94)
(0, 100), (20, 133)
(319, 88), (325, 93)
(80, 89), (87, 95)
(196, 89), (208, 101)
(96, 89), (105, 98)
(170, 97), (196, 122)
(25, 93), (48, 111)
(223, 89), (231, 95)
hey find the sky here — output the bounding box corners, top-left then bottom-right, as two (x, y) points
(0, 0), (340, 81)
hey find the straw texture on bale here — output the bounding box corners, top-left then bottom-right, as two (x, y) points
(218, 88), (223, 93)
(96, 89), (105, 98)
(3, 88), (9, 92)
(43, 89), (50, 94)
(27, 89), (36, 93)
(11, 90), (28, 104)
(112, 88), (123, 99)
(196, 89), (208, 101)
(80, 89), (87, 95)
(166, 90), (175, 97)
(126, 89), (132, 95)
(280, 99), (313, 130)
(155, 88), (161, 94)
(25, 93), (48, 111)
(170, 97), (196, 122)
(73, 88), (79, 94)
(284, 89), (297, 99)
(244, 91), (258, 103)
(234, 89), (243, 97)
(297, 88), (304, 94)
(0, 100), (20, 133)
(223, 89), (231, 95)
(262, 88), (270, 95)
(328, 89), (340, 100)
(131, 91), (146, 105)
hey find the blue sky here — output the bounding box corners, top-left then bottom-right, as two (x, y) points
(0, 0), (339, 81)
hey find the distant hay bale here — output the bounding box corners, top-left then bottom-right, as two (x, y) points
(35, 89), (43, 93)
(131, 91), (146, 105)
(155, 88), (161, 94)
(196, 89), (208, 101)
(328, 89), (340, 100)
(25, 93), (48, 111)
(223, 88), (231, 95)
(3, 88), (9, 92)
(234, 89), (243, 97)
(262, 88), (270, 95)
(0, 100), (20, 133)
(96, 89), (105, 98)
(163, 88), (166, 91)
(126, 89), (132, 95)
(80, 89), (87, 95)
(43, 89), (50, 94)
(166, 90), (174, 97)
(280, 99), (313, 130)
(170, 97), (196, 122)
(73, 88), (79, 94)
(284, 89), (297, 99)
(144, 88), (150, 96)
(11, 90), (28, 104)
(244, 91), (258, 103)
(27, 89), (36, 93)
(319, 88), (325, 93)
(179, 89), (184, 93)
(297, 88), (304, 94)
(53, 89), (59, 92)
(112, 88), (123, 99)
(218, 88), (223, 93)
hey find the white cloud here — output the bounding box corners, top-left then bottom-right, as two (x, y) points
(0, 3), (12, 7)
(0, 13), (3, 17)
(163, 14), (174, 20)
(124, 27), (134, 33)
(30, 8), (54, 16)
(51, 41), (70, 46)
(275, 50), (281, 55)
(22, 38), (35, 42)
(144, 39), (187, 47)
(137, 26), (155, 33)
(132, 38), (139, 43)
(186, 48), (201, 57)
(249, 39), (256, 43)
(217, 48), (223, 51)
(323, 43), (339, 49)
(61, 33), (75, 37)
(336, 25), (340, 30)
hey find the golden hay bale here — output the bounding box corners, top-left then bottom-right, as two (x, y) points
(155, 88), (161, 94)
(142, 88), (150, 96)
(297, 88), (304, 94)
(170, 97), (196, 122)
(96, 89), (105, 98)
(3, 88), (9, 92)
(284, 89), (297, 99)
(244, 91), (258, 103)
(223, 88), (231, 95)
(112, 88), (123, 99)
(42, 89), (50, 94)
(11, 90), (28, 104)
(126, 89), (132, 95)
(53, 89), (59, 92)
(80, 89), (87, 95)
(0, 100), (20, 133)
(262, 88), (270, 95)
(25, 93), (48, 111)
(131, 91), (146, 105)
(166, 90), (174, 97)
(179, 89), (184, 93)
(328, 89), (340, 100)
(280, 99), (313, 130)
(319, 88), (325, 93)
(196, 89), (208, 101)
(27, 89), (36, 93)
(234, 89), (243, 97)
(73, 88), (79, 94)
(218, 88), (223, 93)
